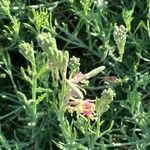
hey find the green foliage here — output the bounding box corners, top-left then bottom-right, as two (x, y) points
(113, 24), (128, 62)
(0, 0), (10, 18)
(95, 88), (115, 117)
(3, 17), (20, 46)
(0, 0), (150, 149)
(122, 3), (135, 31)
(19, 42), (35, 63)
(0, 130), (11, 150)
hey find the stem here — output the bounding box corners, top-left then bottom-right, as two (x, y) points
(62, 17), (84, 50)
(59, 80), (67, 111)
(32, 76), (37, 119)
(89, 118), (101, 149)
(57, 80), (72, 142)
(31, 62), (37, 142)
(96, 140), (143, 148)
(11, 1), (66, 11)
(8, 71), (17, 92)
(96, 118), (101, 138)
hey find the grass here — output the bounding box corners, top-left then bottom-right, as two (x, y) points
(0, 0), (150, 149)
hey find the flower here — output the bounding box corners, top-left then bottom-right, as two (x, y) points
(69, 89), (79, 98)
(81, 99), (95, 118)
(72, 72), (84, 83)
(65, 98), (95, 119)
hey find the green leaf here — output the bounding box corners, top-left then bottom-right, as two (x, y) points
(23, 23), (37, 35)
(127, 89), (142, 114)
(17, 91), (30, 111)
(19, 42), (35, 63)
(0, 130), (11, 150)
(35, 93), (48, 105)
(20, 67), (32, 84)
(95, 88), (115, 117)
(36, 87), (52, 93)
(0, 107), (21, 120)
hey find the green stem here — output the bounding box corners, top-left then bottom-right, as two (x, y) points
(59, 80), (67, 111)
(89, 118), (101, 149)
(62, 17), (84, 50)
(8, 71), (17, 92)
(31, 62), (37, 142)
(32, 77), (37, 119)
(96, 140), (143, 148)
(11, 1), (66, 11)
(96, 118), (101, 138)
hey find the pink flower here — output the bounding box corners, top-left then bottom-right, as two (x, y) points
(72, 72), (84, 83)
(65, 98), (95, 119)
(81, 99), (95, 118)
